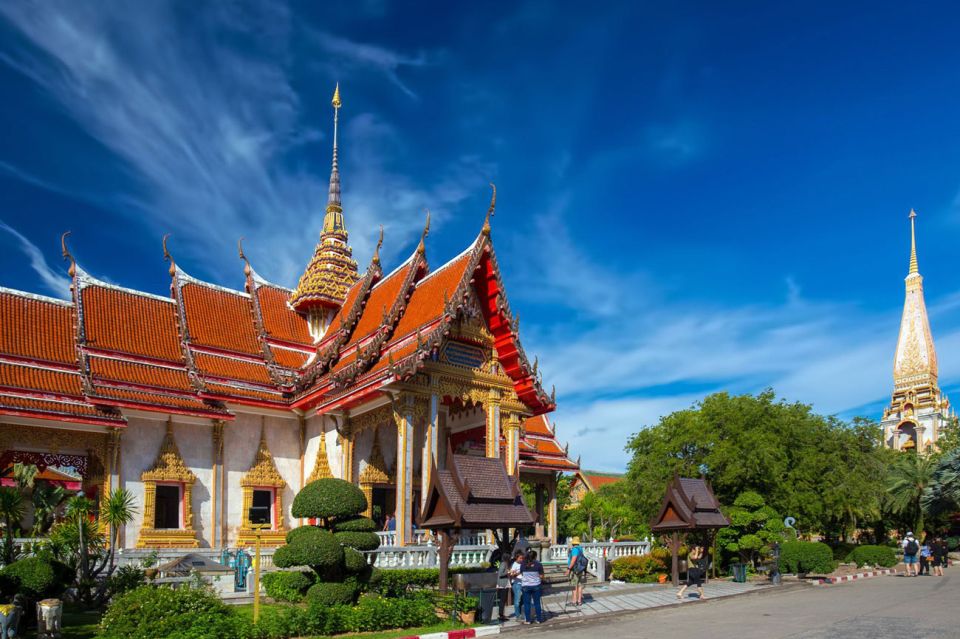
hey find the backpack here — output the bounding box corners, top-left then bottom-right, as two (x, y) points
(573, 551), (588, 574)
(905, 539), (919, 555)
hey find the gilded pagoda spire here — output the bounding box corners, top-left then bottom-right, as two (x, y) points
(893, 209), (938, 389)
(290, 83), (359, 338)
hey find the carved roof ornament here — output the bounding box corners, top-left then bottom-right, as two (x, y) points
(359, 429), (391, 484)
(417, 209), (431, 256)
(238, 237), (252, 280)
(290, 84), (358, 312)
(142, 419), (196, 483)
(242, 421), (286, 488)
(162, 234), (176, 278)
(307, 429), (334, 482)
(61, 231), (76, 278)
(482, 183), (496, 236)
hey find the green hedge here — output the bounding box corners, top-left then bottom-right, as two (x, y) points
(262, 571), (315, 603)
(292, 479), (367, 520)
(334, 516), (378, 532)
(273, 527), (344, 571)
(335, 531), (381, 551)
(844, 545), (898, 568)
(306, 581), (358, 607)
(369, 567), (488, 597)
(610, 555), (666, 583)
(100, 585), (242, 639)
(780, 541), (836, 575)
(0, 557), (69, 600)
(343, 547), (368, 573)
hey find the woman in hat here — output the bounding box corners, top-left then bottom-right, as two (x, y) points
(566, 536), (586, 607)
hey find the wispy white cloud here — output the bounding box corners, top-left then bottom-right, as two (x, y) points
(0, 0), (474, 288)
(0, 221), (71, 298)
(308, 30), (429, 100)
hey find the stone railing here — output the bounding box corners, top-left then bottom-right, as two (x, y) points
(115, 547), (277, 571)
(375, 529), (489, 548)
(546, 540), (651, 580)
(365, 544), (494, 569)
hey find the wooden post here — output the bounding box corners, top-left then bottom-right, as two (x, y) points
(438, 528), (460, 592)
(671, 532), (680, 587)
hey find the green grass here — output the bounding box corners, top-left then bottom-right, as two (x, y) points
(24, 608), (101, 639)
(233, 603), (474, 639)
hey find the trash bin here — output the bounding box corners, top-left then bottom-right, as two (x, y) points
(731, 563), (747, 583)
(477, 589), (498, 624)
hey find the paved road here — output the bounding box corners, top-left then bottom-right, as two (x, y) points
(514, 574), (960, 638)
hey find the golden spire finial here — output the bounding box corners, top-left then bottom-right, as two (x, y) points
(162, 234), (176, 277)
(373, 225), (384, 266)
(417, 209), (430, 255)
(238, 237), (252, 278)
(908, 209), (919, 276)
(482, 183), (496, 236)
(332, 82), (342, 109)
(61, 231), (76, 278)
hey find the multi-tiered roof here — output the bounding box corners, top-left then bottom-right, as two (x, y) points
(0, 87), (576, 473)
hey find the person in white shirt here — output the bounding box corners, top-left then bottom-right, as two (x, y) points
(508, 550), (525, 621)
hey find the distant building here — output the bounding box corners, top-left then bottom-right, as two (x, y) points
(568, 470), (624, 507)
(881, 210), (955, 451)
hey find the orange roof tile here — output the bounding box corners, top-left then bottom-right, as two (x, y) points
(193, 352), (272, 384)
(90, 386), (226, 414)
(519, 455), (579, 471)
(0, 395), (123, 422)
(256, 286), (312, 345)
(272, 348), (310, 369)
(365, 340), (419, 377)
(325, 275), (366, 335)
(349, 261), (413, 344)
(0, 362), (83, 396)
(87, 356), (193, 392)
(582, 473), (623, 490)
(391, 253), (471, 341)
(523, 415), (553, 437)
(180, 283), (260, 355)
(203, 382), (286, 403)
(81, 286), (182, 362)
(0, 290), (75, 364)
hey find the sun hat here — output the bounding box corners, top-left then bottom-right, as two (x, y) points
(571, 536), (581, 545)
(907, 532), (915, 537)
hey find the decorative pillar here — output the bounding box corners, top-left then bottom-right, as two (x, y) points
(341, 429), (355, 483)
(547, 475), (558, 544)
(504, 413), (520, 475)
(485, 389), (502, 458)
(105, 427), (122, 546)
(211, 420), (224, 547)
(421, 382), (439, 512)
(395, 395), (414, 546)
(535, 482), (545, 539)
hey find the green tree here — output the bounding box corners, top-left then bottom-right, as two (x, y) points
(0, 487), (24, 565)
(716, 491), (785, 568)
(31, 482), (70, 536)
(885, 452), (936, 535)
(920, 448), (960, 523)
(624, 390), (888, 538)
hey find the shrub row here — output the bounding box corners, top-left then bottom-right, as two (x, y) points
(262, 571), (315, 603)
(609, 555), (666, 583)
(844, 545), (898, 568)
(779, 541), (836, 575)
(99, 585), (441, 639)
(371, 566), (489, 597)
(0, 557), (70, 601)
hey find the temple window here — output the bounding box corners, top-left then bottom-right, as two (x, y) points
(237, 425), (287, 546)
(137, 420), (200, 548)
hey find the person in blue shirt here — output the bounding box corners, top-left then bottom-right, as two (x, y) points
(565, 537), (586, 606)
(919, 538), (932, 576)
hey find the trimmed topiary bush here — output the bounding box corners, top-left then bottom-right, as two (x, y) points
(845, 545), (898, 568)
(780, 541), (836, 575)
(334, 516), (378, 532)
(306, 581), (358, 607)
(334, 531), (380, 551)
(273, 527), (344, 573)
(99, 585), (243, 639)
(292, 479), (367, 521)
(0, 557), (69, 600)
(262, 571), (315, 603)
(343, 547), (368, 573)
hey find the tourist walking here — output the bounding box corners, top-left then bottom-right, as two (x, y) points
(932, 537), (946, 577)
(495, 551), (511, 622)
(509, 550), (525, 620)
(919, 538), (932, 575)
(676, 545), (707, 600)
(521, 550), (545, 624)
(566, 536), (587, 607)
(901, 532), (919, 576)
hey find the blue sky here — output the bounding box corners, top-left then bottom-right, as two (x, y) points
(3, 1), (960, 472)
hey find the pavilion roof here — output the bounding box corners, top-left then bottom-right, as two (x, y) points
(650, 475), (730, 532)
(517, 415), (579, 472)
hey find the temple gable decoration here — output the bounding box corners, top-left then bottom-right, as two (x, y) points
(137, 420), (200, 548)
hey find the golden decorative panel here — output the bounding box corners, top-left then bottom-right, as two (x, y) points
(137, 420), (199, 548)
(307, 430), (334, 483)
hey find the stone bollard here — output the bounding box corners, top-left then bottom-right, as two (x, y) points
(37, 598), (62, 639)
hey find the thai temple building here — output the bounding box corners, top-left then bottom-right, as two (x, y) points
(881, 210), (954, 451)
(0, 86), (578, 549)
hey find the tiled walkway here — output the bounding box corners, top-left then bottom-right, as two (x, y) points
(499, 580), (767, 629)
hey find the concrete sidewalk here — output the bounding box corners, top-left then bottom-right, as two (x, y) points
(498, 580), (769, 630)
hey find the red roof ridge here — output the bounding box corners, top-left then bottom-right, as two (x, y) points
(176, 266), (249, 298)
(75, 267), (174, 304)
(0, 286), (72, 306)
(189, 344), (269, 364)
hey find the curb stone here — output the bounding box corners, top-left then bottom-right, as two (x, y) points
(814, 569), (900, 585)
(413, 626), (500, 639)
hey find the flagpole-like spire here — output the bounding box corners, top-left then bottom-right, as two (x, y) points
(326, 83), (342, 217)
(908, 208), (919, 276)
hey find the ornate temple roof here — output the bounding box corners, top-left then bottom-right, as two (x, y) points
(893, 210), (939, 390)
(517, 415), (579, 472)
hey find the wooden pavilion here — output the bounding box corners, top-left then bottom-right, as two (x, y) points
(650, 475), (729, 586)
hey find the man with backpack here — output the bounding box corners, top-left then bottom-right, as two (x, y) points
(566, 537), (588, 607)
(902, 532), (920, 577)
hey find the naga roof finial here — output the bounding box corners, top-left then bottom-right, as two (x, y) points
(417, 209), (430, 255)
(373, 225), (384, 266)
(482, 183), (496, 236)
(61, 231), (76, 278)
(238, 237), (252, 278)
(162, 234), (176, 277)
